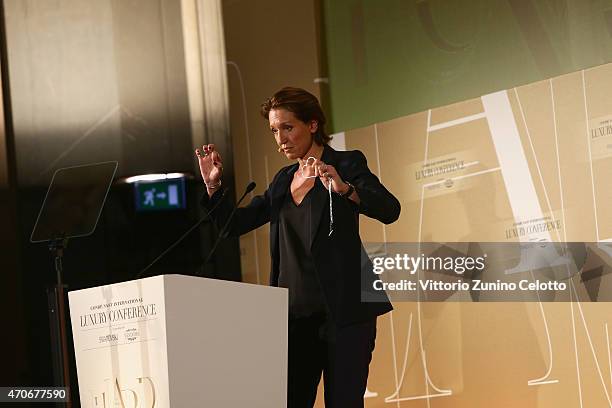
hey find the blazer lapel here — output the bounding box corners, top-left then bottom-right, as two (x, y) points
(271, 164), (297, 216)
(270, 164), (297, 274)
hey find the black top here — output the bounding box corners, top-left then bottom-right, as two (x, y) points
(202, 145), (399, 327)
(277, 184), (326, 319)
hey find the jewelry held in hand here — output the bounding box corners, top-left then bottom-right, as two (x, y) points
(327, 177), (333, 236)
(300, 157), (334, 236)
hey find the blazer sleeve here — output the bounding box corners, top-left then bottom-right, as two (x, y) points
(346, 150), (401, 224)
(200, 183), (272, 237)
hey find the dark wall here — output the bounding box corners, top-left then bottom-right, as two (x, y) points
(5, 0), (193, 186)
(1, 0), (240, 396)
(0, 0), (26, 385)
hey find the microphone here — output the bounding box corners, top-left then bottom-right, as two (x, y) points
(197, 181), (256, 276)
(135, 187), (229, 279)
(220, 181), (256, 239)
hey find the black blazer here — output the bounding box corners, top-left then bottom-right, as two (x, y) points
(202, 145), (400, 326)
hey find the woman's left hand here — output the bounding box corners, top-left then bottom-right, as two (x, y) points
(311, 159), (350, 195)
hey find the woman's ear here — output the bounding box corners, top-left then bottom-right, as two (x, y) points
(310, 120), (318, 134)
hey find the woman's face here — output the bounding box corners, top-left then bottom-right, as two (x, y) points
(269, 108), (317, 160)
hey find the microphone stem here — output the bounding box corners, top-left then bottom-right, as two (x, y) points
(202, 186), (251, 267)
(137, 219), (204, 279)
(135, 187), (228, 279)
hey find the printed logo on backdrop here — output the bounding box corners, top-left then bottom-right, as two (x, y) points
(504, 216), (563, 240)
(589, 115), (612, 161)
(408, 152), (482, 200)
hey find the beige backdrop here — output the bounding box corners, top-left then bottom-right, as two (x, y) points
(230, 52), (612, 406)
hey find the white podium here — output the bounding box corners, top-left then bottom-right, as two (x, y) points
(68, 274), (288, 407)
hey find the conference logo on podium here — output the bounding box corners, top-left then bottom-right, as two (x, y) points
(124, 328), (140, 342)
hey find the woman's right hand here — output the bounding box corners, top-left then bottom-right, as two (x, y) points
(195, 144), (223, 190)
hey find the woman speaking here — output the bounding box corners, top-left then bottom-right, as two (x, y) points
(196, 87), (400, 408)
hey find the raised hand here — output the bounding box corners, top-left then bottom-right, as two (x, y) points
(195, 144), (223, 190)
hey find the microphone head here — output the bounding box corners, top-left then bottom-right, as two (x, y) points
(246, 181), (257, 193)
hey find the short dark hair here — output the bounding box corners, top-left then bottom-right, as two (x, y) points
(260, 87), (331, 145)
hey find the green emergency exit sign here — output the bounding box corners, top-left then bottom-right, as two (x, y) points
(134, 178), (186, 211)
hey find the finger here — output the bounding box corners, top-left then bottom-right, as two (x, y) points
(317, 163), (328, 177)
(211, 151), (223, 166)
(309, 158), (319, 170)
(326, 165), (336, 177)
(198, 150), (209, 161)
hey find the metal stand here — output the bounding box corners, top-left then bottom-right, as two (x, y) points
(30, 161), (117, 407)
(47, 237), (72, 408)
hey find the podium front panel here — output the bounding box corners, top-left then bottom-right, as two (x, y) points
(68, 275), (170, 408)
